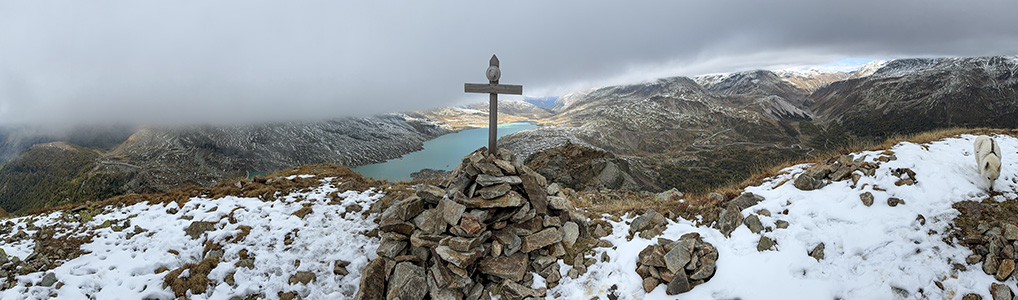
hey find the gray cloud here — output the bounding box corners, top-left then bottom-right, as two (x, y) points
(2, 0), (1017, 126)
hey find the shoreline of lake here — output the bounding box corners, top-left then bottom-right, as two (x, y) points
(352, 121), (538, 181)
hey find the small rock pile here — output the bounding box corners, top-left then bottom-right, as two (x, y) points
(355, 147), (591, 300)
(959, 223), (1018, 295)
(793, 153), (886, 191)
(628, 209), (669, 239)
(636, 232), (718, 295)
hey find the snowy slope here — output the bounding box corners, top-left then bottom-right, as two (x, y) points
(0, 175), (382, 300)
(553, 134), (1017, 300)
(2, 135), (1015, 299)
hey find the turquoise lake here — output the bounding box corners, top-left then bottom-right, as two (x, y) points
(353, 122), (538, 181)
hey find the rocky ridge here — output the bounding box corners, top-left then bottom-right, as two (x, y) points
(808, 56), (1018, 137)
(355, 147), (598, 300)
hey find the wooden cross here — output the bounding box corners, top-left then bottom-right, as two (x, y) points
(464, 54), (523, 155)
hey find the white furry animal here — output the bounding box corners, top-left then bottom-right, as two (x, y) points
(974, 135), (1002, 190)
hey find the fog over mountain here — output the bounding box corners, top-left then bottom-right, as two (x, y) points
(2, 1), (1018, 126)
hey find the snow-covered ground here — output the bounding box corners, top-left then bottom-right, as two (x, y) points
(1, 134), (1015, 299)
(553, 134), (1018, 299)
(1, 176), (382, 300)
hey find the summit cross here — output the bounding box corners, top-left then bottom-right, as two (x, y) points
(464, 54), (523, 155)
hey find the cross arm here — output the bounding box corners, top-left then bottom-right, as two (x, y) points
(464, 83), (523, 95)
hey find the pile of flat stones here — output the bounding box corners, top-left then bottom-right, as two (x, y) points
(635, 232), (718, 295)
(355, 147), (591, 300)
(793, 153), (888, 191)
(959, 223), (1018, 299)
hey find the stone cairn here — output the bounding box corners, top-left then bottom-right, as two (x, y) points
(355, 148), (590, 300)
(635, 231), (718, 295)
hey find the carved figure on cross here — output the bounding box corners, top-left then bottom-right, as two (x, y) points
(464, 54), (523, 155)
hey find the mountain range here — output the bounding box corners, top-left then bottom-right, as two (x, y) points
(3, 55), (1018, 215)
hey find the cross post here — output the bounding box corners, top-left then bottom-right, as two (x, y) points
(464, 54), (523, 155)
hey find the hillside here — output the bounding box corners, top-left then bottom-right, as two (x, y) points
(2, 133), (1018, 299)
(502, 73), (816, 193)
(808, 56), (1018, 137)
(418, 99), (552, 130)
(0, 115), (449, 216)
(0, 142), (128, 215)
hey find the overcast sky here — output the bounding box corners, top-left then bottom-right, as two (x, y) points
(2, 0), (1017, 126)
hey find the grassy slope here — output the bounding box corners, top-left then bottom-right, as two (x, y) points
(0, 143), (128, 215)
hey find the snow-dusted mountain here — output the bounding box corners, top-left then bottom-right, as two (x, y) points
(502, 73), (812, 192)
(2, 134), (1016, 299)
(809, 56), (1018, 137)
(418, 99), (551, 130)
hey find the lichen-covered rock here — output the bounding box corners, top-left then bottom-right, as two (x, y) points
(478, 252), (527, 282)
(717, 204), (743, 237)
(730, 193), (764, 211)
(990, 282), (1012, 300)
(521, 227), (562, 253)
(860, 192), (874, 207)
(354, 259), (387, 300)
(743, 214), (763, 234)
(387, 262), (427, 300)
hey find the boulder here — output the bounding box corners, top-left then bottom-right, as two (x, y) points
(860, 192), (874, 207)
(416, 185), (446, 204)
(664, 239), (694, 273)
(477, 183), (511, 200)
(501, 280), (544, 300)
(354, 259), (387, 300)
(435, 246), (482, 269)
(630, 209), (661, 235)
(521, 174), (549, 215)
(743, 215), (763, 234)
(387, 262), (428, 300)
(562, 222), (579, 247)
(730, 193), (764, 211)
(990, 283), (1012, 300)
(478, 252), (527, 282)
(642, 277), (660, 293)
(717, 204), (743, 237)
(1004, 224), (1018, 241)
(996, 259), (1015, 281)
(462, 191), (524, 208)
(665, 270), (690, 295)
(413, 209), (446, 235)
(548, 196), (573, 211)
(437, 197), (466, 227)
(758, 236), (777, 251)
(794, 164), (830, 190)
(475, 174), (522, 186)
(39, 272), (57, 287)
(521, 227), (562, 253)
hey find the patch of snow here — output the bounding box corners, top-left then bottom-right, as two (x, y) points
(1, 179), (381, 300)
(551, 134), (1018, 299)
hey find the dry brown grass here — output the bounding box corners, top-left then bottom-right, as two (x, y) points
(164, 256), (220, 297)
(27, 164), (388, 216)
